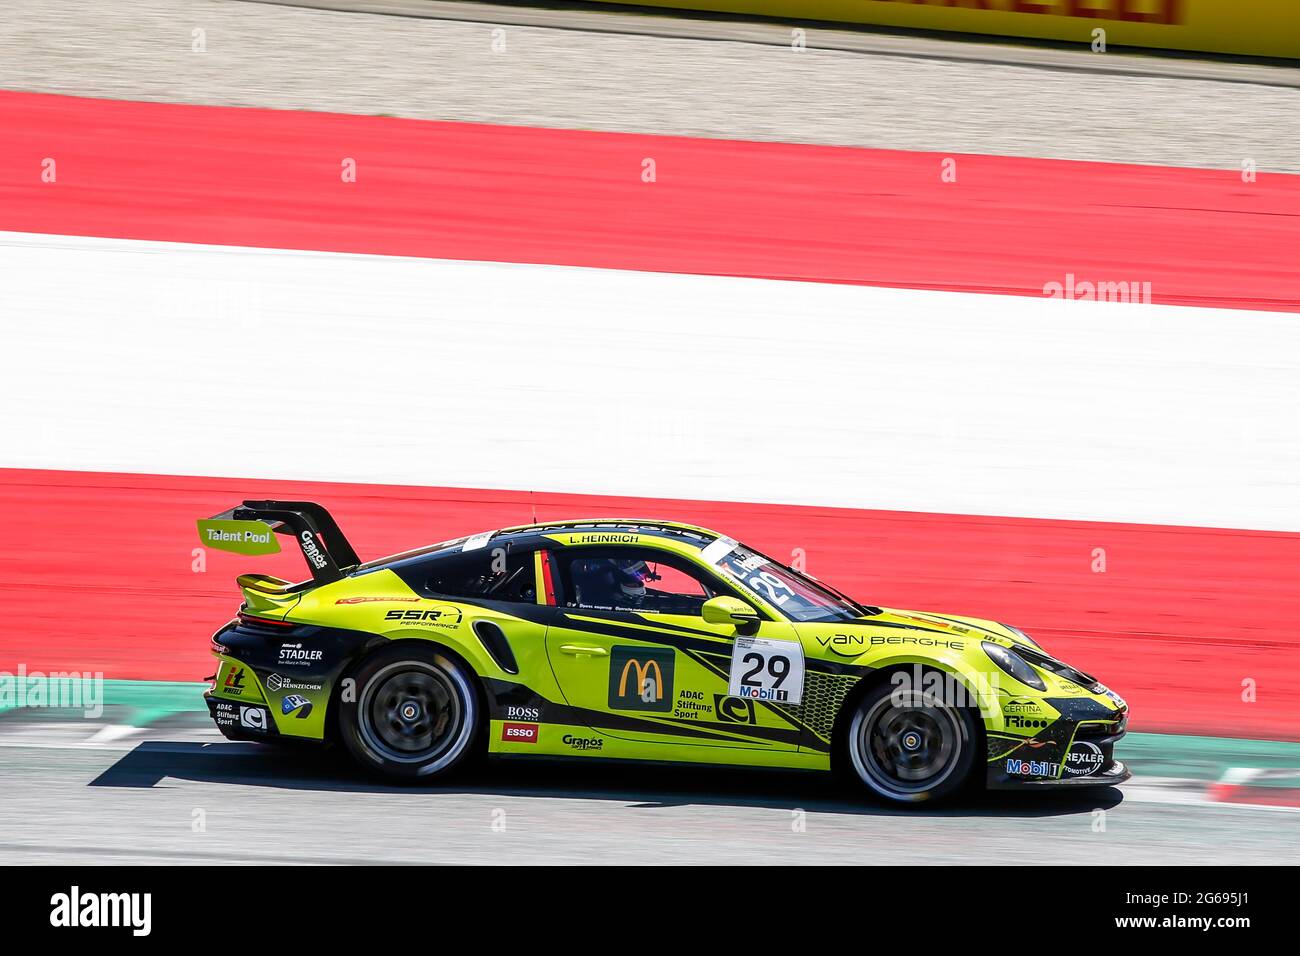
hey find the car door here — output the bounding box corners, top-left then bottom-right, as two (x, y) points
(543, 545), (803, 753)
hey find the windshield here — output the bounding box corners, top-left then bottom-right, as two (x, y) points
(709, 542), (866, 623)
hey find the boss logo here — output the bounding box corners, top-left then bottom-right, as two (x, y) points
(506, 706), (541, 721)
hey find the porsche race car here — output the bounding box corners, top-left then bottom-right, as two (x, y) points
(199, 501), (1130, 804)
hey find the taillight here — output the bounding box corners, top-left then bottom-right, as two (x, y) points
(237, 612), (296, 628)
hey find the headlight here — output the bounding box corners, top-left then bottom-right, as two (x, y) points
(982, 641), (1046, 691)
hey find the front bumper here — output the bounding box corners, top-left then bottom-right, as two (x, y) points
(986, 697), (1131, 790)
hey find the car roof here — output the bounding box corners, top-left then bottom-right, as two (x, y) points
(354, 518), (725, 572)
(497, 517), (721, 541)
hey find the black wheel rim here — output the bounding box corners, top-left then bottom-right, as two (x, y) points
(857, 693), (962, 794)
(360, 663), (463, 764)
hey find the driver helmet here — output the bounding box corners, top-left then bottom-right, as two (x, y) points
(613, 559), (655, 599)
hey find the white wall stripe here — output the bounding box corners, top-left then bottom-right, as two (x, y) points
(1, 231), (1298, 532)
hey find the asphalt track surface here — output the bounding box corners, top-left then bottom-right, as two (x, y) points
(0, 727), (1294, 865)
(1, 0), (1298, 171)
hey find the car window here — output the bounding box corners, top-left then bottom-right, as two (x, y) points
(558, 548), (720, 615)
(711, 544), (864, 623)
(389, 545), (537, 603)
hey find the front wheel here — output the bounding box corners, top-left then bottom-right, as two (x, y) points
(843, 677), (979, 804)
(338, 644), (480, 781)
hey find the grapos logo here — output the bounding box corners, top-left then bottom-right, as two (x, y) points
(50, 886), (151, 936)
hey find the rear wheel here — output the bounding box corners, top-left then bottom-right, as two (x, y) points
(338, 644), (480, 781)
(843, 677), (978, 804)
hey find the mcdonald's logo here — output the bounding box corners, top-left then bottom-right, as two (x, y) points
(608, 646), (675, 713)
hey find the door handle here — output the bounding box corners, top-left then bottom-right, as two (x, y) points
(559, 644), (608, 657)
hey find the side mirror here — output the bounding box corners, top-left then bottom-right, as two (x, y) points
(702, 596), (761, 633)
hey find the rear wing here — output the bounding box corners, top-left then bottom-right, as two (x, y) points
(197, 500), (360, 585)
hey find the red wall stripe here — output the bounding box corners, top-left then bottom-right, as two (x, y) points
(0, 91), (1296, 311)
(1, 468), (1295, 740)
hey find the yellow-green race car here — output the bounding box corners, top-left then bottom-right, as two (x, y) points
(199, 500), (1131, 804)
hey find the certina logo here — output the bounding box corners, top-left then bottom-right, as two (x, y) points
(1006, 758), (1054, 778)
(501, 722), (539, 743)
(50, 886), (151, 937)
(1003, 698), (1045, 716)
(563, 734), (603, 751)
(506, 705), (541, 721)
(300, 530), (328, 570)
(278, 643), (323, 664)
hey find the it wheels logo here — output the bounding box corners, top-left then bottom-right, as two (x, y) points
(608, 646), (674, 712)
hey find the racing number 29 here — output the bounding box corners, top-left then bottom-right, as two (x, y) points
(740, 652), (790, 690)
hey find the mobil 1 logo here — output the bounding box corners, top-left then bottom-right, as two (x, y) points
(727, 636), (804, 705)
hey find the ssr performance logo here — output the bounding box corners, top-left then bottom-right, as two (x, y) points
(383, 607), (463, 629)
(50, 886), (151, 936)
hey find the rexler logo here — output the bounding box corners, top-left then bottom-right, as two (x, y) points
(50, 886), (151, 936)
(1063, 740), (1105, 777)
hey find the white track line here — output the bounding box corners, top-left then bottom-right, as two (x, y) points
(3, 231), (1300, 531)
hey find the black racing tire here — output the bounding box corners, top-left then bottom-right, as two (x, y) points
(842, 675), (979, 805)
(338, 643), (481, 781)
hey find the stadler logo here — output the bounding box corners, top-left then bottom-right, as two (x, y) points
(50, 886), (151, 936)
